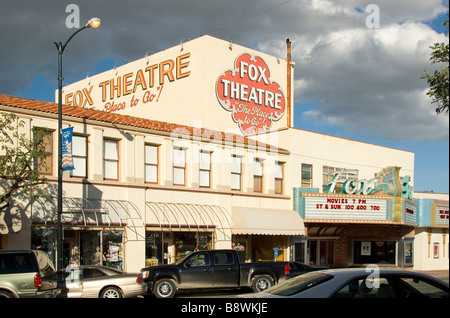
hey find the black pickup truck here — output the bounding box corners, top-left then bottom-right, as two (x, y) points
(141, 249), (304, 298)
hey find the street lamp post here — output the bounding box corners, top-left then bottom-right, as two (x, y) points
(54, 17), (101, 270)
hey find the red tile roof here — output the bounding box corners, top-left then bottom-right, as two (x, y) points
(0, 94), (287, 152)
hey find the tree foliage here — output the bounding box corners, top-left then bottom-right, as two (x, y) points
(0, 112), (50, 212)
(422, 17), (449, 114)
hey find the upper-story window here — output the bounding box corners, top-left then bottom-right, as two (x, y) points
(199, 150), (211, 188)
(71, 135), (87, 178)
(35, 128), (53, 175)
(173, 148), (186, 186)
(231, 155), (242, 191)
(301, 163), (312, 188)
(275, 161), (284, 194)
(253, 158), (263, 193)
(145, 144), (158, 184)
(103, 139), (119, 180)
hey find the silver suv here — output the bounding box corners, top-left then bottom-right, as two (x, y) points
(0, 250), (56, 298)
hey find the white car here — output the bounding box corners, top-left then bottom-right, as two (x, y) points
(41, 265), (147, 298)
(238, 268), (449, 298)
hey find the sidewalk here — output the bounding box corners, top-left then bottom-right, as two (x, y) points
(416, 270), (449, 282)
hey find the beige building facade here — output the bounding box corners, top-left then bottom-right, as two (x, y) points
(1, 35), (448, 272)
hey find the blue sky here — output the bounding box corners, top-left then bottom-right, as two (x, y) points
(1, 0), (449, 193)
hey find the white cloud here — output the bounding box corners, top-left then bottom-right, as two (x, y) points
(0, 0), (448, 142)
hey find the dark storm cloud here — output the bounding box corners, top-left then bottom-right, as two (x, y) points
(0, 0), (448, 141)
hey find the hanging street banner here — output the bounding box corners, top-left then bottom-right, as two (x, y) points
(62, 127), (74, 171)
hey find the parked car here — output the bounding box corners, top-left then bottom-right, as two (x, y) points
(0, 250), (56, 298)
(40, 265), (147, 298)
(141, 249), (304, 298)
(287, 262), (327, 278)
(238, 268), (449, 298)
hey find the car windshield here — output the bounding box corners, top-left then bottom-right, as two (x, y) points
(263, 272), (333, 296)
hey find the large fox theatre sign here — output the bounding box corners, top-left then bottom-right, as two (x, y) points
(216, 53), (286, 135)
(60, 43), (287, 136)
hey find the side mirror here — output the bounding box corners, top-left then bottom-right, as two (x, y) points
(184, 260), (191, 268)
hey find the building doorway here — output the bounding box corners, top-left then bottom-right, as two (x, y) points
(308, 240), (335, 267)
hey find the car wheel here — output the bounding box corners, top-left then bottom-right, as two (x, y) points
(0, 290), (15, 298)
(251, 275), (274, 292)
(154, 279), (177, 298)
(100, 286), (123, 298)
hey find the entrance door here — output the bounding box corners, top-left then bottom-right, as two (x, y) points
(319, 241), (334, 267)
(308, 240), (335, 267)
(294, 242), (306, 263)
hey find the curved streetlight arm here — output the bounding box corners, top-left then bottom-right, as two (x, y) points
(54, 25), (88, 54)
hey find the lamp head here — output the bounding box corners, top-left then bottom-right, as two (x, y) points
(86, 17), (101, 28)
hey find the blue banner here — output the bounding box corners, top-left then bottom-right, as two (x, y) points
(62, 127), (75, 171)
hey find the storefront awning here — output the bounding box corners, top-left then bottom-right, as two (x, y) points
(31, 197), (140, 227)
(146, 202), (232, 230)
(232, 207), (305, 236)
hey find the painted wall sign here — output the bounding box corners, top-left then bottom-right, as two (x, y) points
(216, 53), (286, 135)
(62, 52), (191, 113)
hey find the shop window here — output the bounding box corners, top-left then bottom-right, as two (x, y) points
(146, 232), (163, 266)
(199, 150), (211, 188)
(275, 161), (284, 194)
(173, 148), (186, 185)
(31, 229), (56, 265)
(231, 155), (242, 190)
(253, 158), (263, 192)
(80, 231), (101, 266)
(103, 231), (123, 270)
(71, 135), (87, 178)
(34, 128), (53, 175)
(103, 139), (119, 180)
(353, 241), (396, 265)
(145, 144), (158, 183)
(174, 232), (212, 261)
(301, 164), (312, 187)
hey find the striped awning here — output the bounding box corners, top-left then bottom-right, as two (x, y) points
(232, 207), (305, 236)
(31, 197), (139, 227)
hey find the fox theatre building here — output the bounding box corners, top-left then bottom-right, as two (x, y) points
(5, 34), (443, 272)
(294, 166), (417, 269)
(36, 34), (304, 270)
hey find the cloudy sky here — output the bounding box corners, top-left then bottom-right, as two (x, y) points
(1, 0), (449, 192)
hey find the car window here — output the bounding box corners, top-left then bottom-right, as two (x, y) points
(82, 268), (106, 279)
(332, 277), (393, 298)
(188, 252), (210, 267)
(213, 251), (235, 265)
(264, 272), (333, 296)
(0, 253), (36, 274)
(397, 277), (449, 298)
